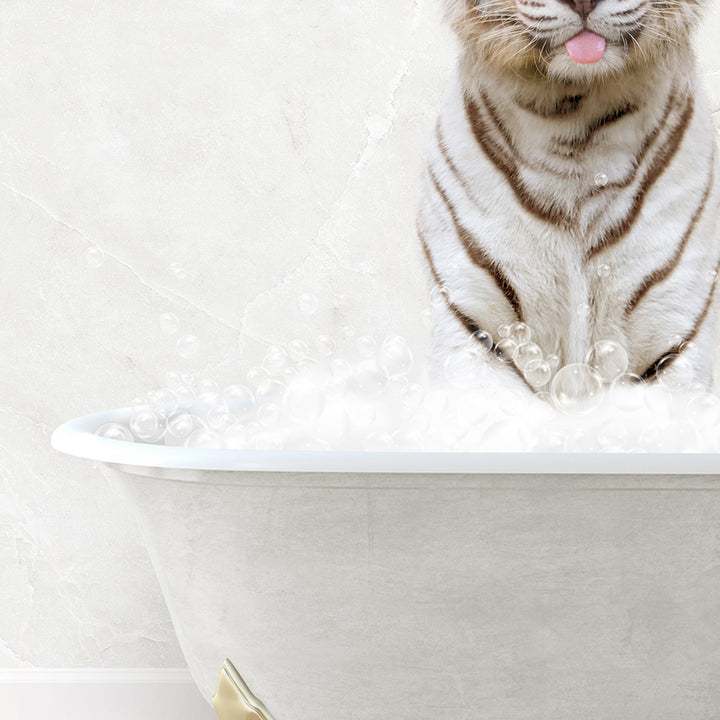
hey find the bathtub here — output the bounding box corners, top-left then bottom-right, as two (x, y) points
(52, 407), (720, 719)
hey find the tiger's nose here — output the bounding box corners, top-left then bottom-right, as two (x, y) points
(558, 0), (601, 19)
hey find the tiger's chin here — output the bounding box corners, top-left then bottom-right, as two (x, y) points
(544, 42), (634, 84)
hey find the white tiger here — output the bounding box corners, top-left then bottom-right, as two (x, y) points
(418, 0), (720, 396)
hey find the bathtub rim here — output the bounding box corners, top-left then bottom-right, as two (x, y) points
(50, 406), (720, 475)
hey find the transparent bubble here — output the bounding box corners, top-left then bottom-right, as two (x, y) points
(170, 262), (187, 280)
(495, 338), (518, 363)
(509, 322), (531, 346)
(284, 378), (325, 424)
(184, 429), (219, 449)
(176, 334), (200, 359)
(686, 392), (720, 426)
(174, 386), (196, 404)
(378, 335), (413, 377)
(657, 354), (694, 391)
(353, 360), (389, 395)
(164, 371), (184, 392)
(339, 325), (356, 343)
(584, 340), (629, 382)
(253, 432), (284, 451)
(401, 382), (426, 410)
(668, 333), (683, 347)
(596, 264), (611, 278)
(159, 313), (180, 335)
(85, 246), (105, 268)
(330, 358), (353, 383)
(255, 379), (286, 404)
(610, 372), (644, 411)
(594, 172), (609, 187)
(315, 334), (336, 357)
(472, 330), (493, 348)
(222, 383), (255, 417)
(257, 402), (281, 427)
(524, 359), (551, 388)
(364, 431), (394, 452)
(224, 423), (250, 449)
(497, 324), (511, 339)
(167, 412), (195, 439)
(146, 389), (178, 417)
(576, 303), (590, 318)
(679, 340), (697, 355)
(247, 366), (271, 389)
(298, 293), (319, 317)
(705, 270), (717, 284)
(96, 422), (133, 442)
(263, 346), (288, 376)
(515, 342), (542, 370)
(130, 409), (161, 440)
(550, 363), (603, 413)
(207, 403), (236, 431)
(546, 354), (561, 369)
(430, 284), (450, 308)
(287, 339), (309, 362)
(356, 335), (377, 359)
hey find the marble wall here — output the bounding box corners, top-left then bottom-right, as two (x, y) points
(1, 0), (719, 670)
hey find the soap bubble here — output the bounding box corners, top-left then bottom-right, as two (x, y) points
(524, 359), (551, 388)
(509, 322), (531, 346)
(497, 324), (511, 339)
(515, 342), (542, 370)
(430, 284), (450, 308)
(546, 354), (560, 369)
(164, 371), (184, 392)
(176, 334), (200, 359)
(85, 246), (105, 268)
(284, 378), (325, 424)
(610, 373), (644, 411)
(257, 402), (281, 427)
(207, 403), (236, 431)
(96, 422), (133, 442)
(287, 339), (310, 362)
(472, 330), (493, 348)
(596, 264), (611, 278)
(166, 412), (195, 439)
(576, 303), (591, 318)
(169, 262), (187, 280)
(263, 346), (288, 376)
(184, 429), (219, 449)
(353, 360), (389, 395)
(378, 335), (413, 377)
(222, 383), (255, 415)
(584, 340), (629, 382)
(255, 379), (286, 404)
(298, 293), (319, 317)
(594, 172), (609, 187)
(657, 354), (694, 391)
(356, 335), (377, 358)
(495, 338), (518, 362)
(159, 313), (180, 335)
(246, 366), (271, 389)
(401, 382), (426, 410)
(314, 335), (336, 357)
(130, 409), (161, 440)
(705, 270), (717, 284)
(686, 392), (720, 426)
(550, 363), (603, 413)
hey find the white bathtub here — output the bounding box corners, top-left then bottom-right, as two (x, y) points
(52, 408), (720, 719)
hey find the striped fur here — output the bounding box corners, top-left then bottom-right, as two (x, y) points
(418, 0), (720, 394)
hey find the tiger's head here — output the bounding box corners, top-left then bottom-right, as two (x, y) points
(444, 0), (704, 82)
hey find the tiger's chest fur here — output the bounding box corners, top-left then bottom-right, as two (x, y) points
(418, 60), (720, 393)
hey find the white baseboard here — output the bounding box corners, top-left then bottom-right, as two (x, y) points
(0, 668), (217, 720)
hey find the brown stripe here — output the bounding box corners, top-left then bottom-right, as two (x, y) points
(515, 93), (584, 119)
(435, 121), (478, 201)
(417, 227), (534, 391)
(428, 166), (524, 322)
(465, 93), (570, 226)
(587, 93), (694, 260)
(517, 10), (562, 22)
(640, 253), (720, 382)
(552, 101), (638, 155)
(626, 164), (714, 315)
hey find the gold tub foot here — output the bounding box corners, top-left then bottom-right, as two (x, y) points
(212, 659), (276, 720)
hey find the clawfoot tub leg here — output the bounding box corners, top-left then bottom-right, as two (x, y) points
(212, 659), (276, 720)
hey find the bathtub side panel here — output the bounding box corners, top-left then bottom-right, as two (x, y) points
(108, 467), (720, 720)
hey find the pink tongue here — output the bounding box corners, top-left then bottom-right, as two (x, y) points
(565, 30), (606, 64)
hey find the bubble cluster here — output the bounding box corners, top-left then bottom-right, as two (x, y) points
(85, 246), (105, 269)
